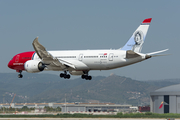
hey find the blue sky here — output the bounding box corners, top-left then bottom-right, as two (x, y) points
(1, 0), (180, 80)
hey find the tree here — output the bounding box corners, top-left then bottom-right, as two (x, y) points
(56, 106), (61, 111)
(21, 106), (28, 111)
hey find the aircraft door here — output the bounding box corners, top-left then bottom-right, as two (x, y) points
(79, 54), (83, 61)
(109, 53), (114, 61)
(15, 55), (20, 63)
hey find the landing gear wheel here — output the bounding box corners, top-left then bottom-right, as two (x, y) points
(18, 74), (23, 78)
(60, 72), (71, 79)
(82, 75), (92, 80)
(85, 76), (92, 80)
(64, 74), (67, 79)
(18, 70), (23, 78)
(81, 75), (86, 79)
(64, 74), (71, 79)
(88, 76), (92, 80)
(66, 74), (70, 79)
(60, 73), (64, 78)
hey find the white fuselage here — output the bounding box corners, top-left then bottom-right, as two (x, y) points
(33, 49), (146, 71)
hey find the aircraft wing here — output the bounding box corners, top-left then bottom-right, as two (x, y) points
(32, 37), (76, 70)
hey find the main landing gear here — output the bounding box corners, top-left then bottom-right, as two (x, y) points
(60, 71), (71, 79)
(81, 71), (92, 80)
(59, 71), (92, 80)
(81, 75), (92, 80)
(18, 70), (23, 78)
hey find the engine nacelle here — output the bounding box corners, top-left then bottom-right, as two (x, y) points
(69, 71), (84, 75)
(24, 60), (45, 73)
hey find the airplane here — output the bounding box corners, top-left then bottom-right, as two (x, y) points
(8, 18), (168, 80)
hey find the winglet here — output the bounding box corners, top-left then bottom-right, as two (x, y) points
(32, 37), (47, 59)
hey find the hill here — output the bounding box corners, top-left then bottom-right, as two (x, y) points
(0, 73), (179, 105)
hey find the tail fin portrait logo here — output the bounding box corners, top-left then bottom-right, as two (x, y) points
(132, 30), (144, 52)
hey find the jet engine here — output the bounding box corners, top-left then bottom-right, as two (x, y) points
(24, 60), (45, 73)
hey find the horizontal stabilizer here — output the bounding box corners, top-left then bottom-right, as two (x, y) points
(145, 49), (169, 59)
(126, 50), (141, 59)
(147, 49), (169, 55)
(151, 54), (170, 57)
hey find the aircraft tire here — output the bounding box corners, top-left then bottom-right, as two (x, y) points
(88, 76), (92, 80)
(67, 74), (70, 79)
(60, 73), (64, 78)
(18, 74), (23, 78)
(81, 75), (85, 79)
(85, 76), (92, 80)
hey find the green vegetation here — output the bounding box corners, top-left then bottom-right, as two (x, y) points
(0, 112), (180, 118)
(0, 106), (34, 113)
(116, 112), (180, 118)
(44, 106), (61, 112)
(0, 106), (61, 113)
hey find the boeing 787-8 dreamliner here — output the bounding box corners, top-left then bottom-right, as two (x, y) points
(8, 18), (168, 80)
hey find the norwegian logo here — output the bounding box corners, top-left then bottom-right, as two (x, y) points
(134, 30), (143, 45)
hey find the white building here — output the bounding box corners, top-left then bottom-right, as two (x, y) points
(150, 84), (180, 113)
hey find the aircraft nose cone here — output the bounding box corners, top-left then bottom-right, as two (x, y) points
(8, 60), (13, 69)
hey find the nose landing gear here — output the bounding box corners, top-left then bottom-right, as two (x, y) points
(18, 70), (23, 78)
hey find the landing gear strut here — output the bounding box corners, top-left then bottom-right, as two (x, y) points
(18, 70), (23, 78)
(60, 71), (71, 79)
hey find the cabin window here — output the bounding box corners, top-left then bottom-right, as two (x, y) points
(57, 56), (76, 58)
(84, 56), (98, 58)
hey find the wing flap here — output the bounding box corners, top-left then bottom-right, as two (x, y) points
(59, 59), (76, 69)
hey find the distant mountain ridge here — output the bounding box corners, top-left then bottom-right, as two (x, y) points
(0, 73), (179, 105)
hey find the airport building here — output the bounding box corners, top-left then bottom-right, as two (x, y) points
(0, 103), (67, 109)
(61, 103), (132, 113)
(0, 102), (133, 113)
(150, 84), (180, 113)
